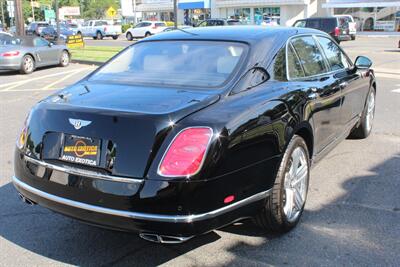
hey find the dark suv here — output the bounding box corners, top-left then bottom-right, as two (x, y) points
(26, 22), (50, 36)
(293, 17), (351, 44)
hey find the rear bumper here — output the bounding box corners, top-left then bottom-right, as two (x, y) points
(13, 175), (270, 236)
(13, 150), (277, 236)
(0, 57), (21, 70)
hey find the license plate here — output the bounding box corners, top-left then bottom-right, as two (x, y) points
(60, 134), (101, 166)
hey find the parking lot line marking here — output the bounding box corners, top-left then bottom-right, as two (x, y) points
(41, 69), (87, 91)
(0, 67), (94, 91)
(392, 89), (400, 93)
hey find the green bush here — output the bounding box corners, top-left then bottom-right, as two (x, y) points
(122, 24), (133, 33)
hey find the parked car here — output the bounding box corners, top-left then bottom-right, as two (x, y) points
(26, 22), (50, 36)
(12, 26), (376, 243)
(0, 36), (70, 74)
(0, 32), (15, 45)
(335, 15), (357, 40)
(77, 20), (121, 40)
(261, 15), (280, 26)
(40, 25), (75, 42)
(125, 21), (167, 40)
(196, 18), (242, 27)
(293, 17), (351, 44)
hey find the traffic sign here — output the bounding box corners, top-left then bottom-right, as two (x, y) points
(106, 6), (117, 18)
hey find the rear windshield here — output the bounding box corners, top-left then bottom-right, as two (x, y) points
(89, 41), (247, 88)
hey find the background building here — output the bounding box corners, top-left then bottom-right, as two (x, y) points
(121, 0), (400, 31)
(323, 0), (400, 32)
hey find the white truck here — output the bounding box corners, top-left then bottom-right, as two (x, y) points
(77, 20), (121, 40)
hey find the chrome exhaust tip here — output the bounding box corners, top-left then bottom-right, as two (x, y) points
(18, 193), (36, 205)
(139, 233), (193, 244)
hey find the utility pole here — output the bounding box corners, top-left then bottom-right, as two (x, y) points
(15, 0), (24, 35)
(173, 0), (177, 28)
(1, 0), (5, 27)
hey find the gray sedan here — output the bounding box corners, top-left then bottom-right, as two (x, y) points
(0, 36), (70, 74)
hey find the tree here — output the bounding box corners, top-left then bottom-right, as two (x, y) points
(81, 0), (119, 19)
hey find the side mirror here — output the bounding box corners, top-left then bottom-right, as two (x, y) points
(354, 56), (372, 69)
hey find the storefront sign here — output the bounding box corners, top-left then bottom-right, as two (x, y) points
(374, 21), (396, 31)
(178, 0), (210, 9)
(60, 6), (81, 16)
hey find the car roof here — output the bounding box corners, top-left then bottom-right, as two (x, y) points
(145, 26), (323, 44)
(302, 17), (337, 21)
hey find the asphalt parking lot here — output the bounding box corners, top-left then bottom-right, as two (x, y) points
(0, 36), (399, 266)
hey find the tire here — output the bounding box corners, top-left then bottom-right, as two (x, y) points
(59, 50), (70, 67)
(96, 31), (103, 40)
(254, 135), (310, 233)
(77, 31), (82, 36)
(126, 32), (133, 41)
(112, 35), (118, 40)
(93, 36), (97, 40)
(348, 88), (376, 139)
(351, 35), (356, 41)
(20, 55), (35, 74)
(145, 32), (151, 38)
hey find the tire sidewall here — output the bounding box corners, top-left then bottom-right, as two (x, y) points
(275, 135), (310, 230)
(21, 55), (35, 74)
(126, 32), (133, 41)
(360, 88), (376, 137)
(60, 50), (70, 67)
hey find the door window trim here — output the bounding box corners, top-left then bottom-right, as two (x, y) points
(285, 33), (353, 81)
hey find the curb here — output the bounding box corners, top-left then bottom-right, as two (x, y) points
(71, 59), (104, 66)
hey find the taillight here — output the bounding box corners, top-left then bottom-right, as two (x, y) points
(1, 51), (20, 57)
(334, 27), (340, 36)
(152, 25), (157, 29)
(158, 127), (213, 177)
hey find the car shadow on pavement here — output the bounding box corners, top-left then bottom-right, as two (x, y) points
(0, 154), (399, 266)
(0, 65), (62, 76)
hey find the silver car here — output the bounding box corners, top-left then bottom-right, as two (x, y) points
(0, 36), (70, 74)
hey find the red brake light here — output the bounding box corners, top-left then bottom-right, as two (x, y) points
(158, 127), (213, 177)
(1, 51), (20, 57)
(334, 27), (340, 36)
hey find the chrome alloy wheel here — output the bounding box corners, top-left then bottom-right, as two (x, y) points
(23, 56), (34, 72)
(283, 146), (308, 222)
(365, 90), (375, 133)
(61, 51), (69, 65)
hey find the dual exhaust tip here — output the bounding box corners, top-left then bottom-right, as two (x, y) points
(18, 193), (191, 244)
(139, 233), (193, 244)
(18, 193), (36, 205)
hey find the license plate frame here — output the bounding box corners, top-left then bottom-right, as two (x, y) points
(60, 134), (101, 167)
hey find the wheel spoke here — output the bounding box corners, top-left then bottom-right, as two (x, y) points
(284, 188), (294, 219)
(294, 187), (304, 210)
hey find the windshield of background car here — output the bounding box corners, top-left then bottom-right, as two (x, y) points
(89, 41), (248, 88)
(0, 35), (21, 45)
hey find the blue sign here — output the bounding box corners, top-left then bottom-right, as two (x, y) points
(178, 0), (210, 9)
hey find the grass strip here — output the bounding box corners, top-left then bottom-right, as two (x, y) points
(70, 46), (124, 63)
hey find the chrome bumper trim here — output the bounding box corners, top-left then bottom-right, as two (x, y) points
(12, 175), (271, 223)
(24, 156), (143, 184)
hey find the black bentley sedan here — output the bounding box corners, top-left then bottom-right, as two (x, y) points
(13, 26), (376, 244)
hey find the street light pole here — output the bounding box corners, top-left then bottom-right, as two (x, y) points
(30, 0), (35, 21)
(173, 0), (177, 28)
(55, 0), (60, 40)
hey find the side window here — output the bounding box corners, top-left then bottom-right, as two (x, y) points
(293, 20), (306, 28)
(207, 20), (216, 26)
(307, 19), (321, 30)
(216, 20), (224, 26)
(316, 36), (350, 71)
(143, 22), (152, 27)
(291, 36), (328, 77)
(34, 37), (49, 47)
(287, 44), (305, 79)
(155, 23), (165, 27)
(135, 23), (143, 28)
